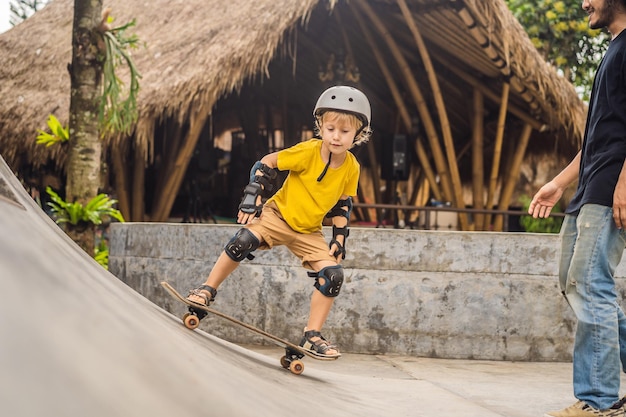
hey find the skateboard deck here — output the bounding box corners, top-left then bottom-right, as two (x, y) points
(161, 281), (338, 375)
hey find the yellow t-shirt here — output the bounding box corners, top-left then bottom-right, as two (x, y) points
(267, 139), (360, 233)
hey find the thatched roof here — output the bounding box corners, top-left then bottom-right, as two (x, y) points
(0, 0), (585, 170)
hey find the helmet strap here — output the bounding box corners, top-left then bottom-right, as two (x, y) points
(317, 152), (332, 182)
(354, 124), (365, 140)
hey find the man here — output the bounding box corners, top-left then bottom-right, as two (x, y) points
(529, 1), (626, 416)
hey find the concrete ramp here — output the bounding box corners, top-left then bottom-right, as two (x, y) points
(6, 155), (605, 417)
(0, 156), (434, 417)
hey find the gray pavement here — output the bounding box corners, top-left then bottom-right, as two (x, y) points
(1, 155), (623, 417)
(245, 344), (580, 417)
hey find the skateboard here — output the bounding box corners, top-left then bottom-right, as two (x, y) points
(160, 281), (338, 375)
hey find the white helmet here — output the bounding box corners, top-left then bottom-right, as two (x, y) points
(313, 86), (371, 127)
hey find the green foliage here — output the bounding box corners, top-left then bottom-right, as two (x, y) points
(45, 186), (125, 226)
(505, 0), (608, 100)
(94, 240), (109, 269)
(99, 17), (142, 136)
(518, 195), (563, 233)
(35, 15), (142, 144)
(36, 114), (69, 147)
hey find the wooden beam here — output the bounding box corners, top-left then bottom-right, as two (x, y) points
(334, 9), (383, 220)
(493, 123), (533, 231)
(152, 110), (209, 222)
(356, 2), (454, 206)
(131, 148), (145, 221)
(111, 145), (130, 221)
(356, 186), (371, 222)
(484, 82), (510, 230)
(452, 4), (540, 113)
(365, 138), (383, 221)
(352, 5), (442, 202)
(440, 59), (546, 132)
(471, 88), (485, 230)
(152, 120), (182, 212)
(415, 139), (442, 201)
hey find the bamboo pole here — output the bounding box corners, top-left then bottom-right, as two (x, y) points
(111, 144), (130, 222)
(493, 123), (533, 231)
(454, 6), (509, 77)
(356, 2), (453, 206)
(152, 120), (182, 212)
(352, 6), (442, 202)
(484, 82), (510, 229)
(131, 148), (145, 221)
(439, 56), (546, 132)
(356, 186), (371, 222)
(416, 139), (442, 201)
(396, 0), (467, 230)
(471, 88), (485, 231)
(334, 9), (384, 222)
(453, 4), (539, 112)
(365, 138), (384, 222)
(152, 110), (209, 222)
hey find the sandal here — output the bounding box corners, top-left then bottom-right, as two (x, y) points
(187, 284), (217, 307)
(299, 329), (341, 358)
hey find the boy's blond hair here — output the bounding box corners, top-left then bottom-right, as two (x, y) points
(314, 111), (372, 146)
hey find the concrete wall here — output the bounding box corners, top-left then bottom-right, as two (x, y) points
(109, 223), (626, 362)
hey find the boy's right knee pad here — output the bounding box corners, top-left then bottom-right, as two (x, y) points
(224, 228), (259, 262)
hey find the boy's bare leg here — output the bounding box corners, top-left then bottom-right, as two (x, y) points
(188, 252), (240, 304)
(305, 260), (339, 355)
(304, 291), (339, 355)
(189, 229), (263, 304)
(306, 290), (335, 330)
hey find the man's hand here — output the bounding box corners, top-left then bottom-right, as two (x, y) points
(528, 181), (564, 219)
(613, 170), (626, 229)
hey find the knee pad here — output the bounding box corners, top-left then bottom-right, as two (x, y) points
(224, 228), (259, 262)
(309, 265), (344, 297)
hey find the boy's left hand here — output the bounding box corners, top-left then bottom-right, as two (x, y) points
(328, 243), (343, 262)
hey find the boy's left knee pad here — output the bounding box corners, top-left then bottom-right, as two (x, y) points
(308, 265), (344, 297)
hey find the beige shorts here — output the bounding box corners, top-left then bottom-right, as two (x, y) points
(246, 202), (336, 270)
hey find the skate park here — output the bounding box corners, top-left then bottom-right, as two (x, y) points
(4, 155), (626, 417)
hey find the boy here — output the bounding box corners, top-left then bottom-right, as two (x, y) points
(187, 85), (372, 358)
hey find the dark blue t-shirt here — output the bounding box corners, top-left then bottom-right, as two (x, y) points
(567, 30), (626, 214)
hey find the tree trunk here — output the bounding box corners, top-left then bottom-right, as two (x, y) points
(65, 0), (104, 255)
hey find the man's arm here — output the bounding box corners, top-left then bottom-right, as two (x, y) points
(612, 159), (626, 228)
(528, 151), (581, 219)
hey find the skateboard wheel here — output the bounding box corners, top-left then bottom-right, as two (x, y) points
(280, 355), (290, 369)
(289, 360), (304, 375)
(183, 313), (200, 330)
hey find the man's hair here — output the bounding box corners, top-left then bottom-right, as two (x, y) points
(609, 0), (626, 11)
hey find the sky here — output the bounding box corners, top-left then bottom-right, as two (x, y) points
(0, 0), (49, 33)
(0, 0), (12, 33)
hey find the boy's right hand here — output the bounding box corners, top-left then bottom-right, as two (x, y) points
(528, 181), (563, 219)
(237, 210), (255, 224)
(237, 195), (263, 224)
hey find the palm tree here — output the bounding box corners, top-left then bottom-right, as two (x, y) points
(65, 0), (105, 254)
